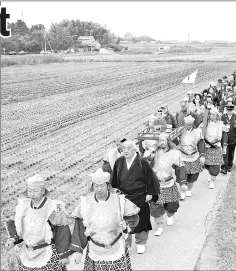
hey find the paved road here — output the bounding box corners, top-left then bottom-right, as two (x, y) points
(67, 164), (233, 270)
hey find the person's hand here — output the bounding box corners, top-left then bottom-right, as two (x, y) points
(200, 156), (205, 165)
(74, 252), (83, 264)
(180, 184), (188, 192)
(146, 195), (152, 202)
(222, 146), (227, 155)
(5, 238), (15, 249)
(59, 257), (70, 265)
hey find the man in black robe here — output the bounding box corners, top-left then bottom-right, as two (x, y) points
(221, 104), (236, 174)
(110, 140), (160, 254)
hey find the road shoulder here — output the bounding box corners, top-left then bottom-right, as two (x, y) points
(196, 161), (236, 270)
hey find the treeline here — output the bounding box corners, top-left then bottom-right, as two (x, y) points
(1, 19), (120, 53)
(123, 36), (157, 43)
(122, 32), (157, 43)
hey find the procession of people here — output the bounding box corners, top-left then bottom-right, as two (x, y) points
(5, 71), (236, 270)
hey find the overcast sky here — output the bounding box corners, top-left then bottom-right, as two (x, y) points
(3, 1), (236, 42)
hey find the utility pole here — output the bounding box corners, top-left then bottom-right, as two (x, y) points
(21, 12), (24, 22)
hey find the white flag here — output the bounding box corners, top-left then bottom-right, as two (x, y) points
(182, 69), (198, 84)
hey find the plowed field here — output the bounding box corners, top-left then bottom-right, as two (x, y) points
(1, 60), (236, 270)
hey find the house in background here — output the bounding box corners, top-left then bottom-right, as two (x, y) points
(76, 36), (101, 51)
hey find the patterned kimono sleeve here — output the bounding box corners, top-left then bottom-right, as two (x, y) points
(69, 200), (88, 254)
(172, 150), (187, 186)
(48, 203), (74, 259)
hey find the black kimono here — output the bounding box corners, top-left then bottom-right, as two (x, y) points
(110, 153), (160, 233)
(221, 113), (236, 171)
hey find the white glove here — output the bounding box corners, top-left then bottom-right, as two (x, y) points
(59, 257), (70, 265)
(74, 252), (83, 264)
(146, 195), (152, 202)
(222, 146), (227, 155)
(180, 184), (188, 192)
(200, 156), (205, 165)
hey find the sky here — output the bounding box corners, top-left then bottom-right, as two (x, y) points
(2, 1), (236, 42)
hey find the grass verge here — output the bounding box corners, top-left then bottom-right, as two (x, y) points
(1, 54), (65, 67)
(196, 164), (236, 270)
(213, 165), (236, 270)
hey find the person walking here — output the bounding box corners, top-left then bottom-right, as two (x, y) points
(221, 104), (236, 174)
(5, 174), (72, 271)
(110, 140), (160, 254)
(145, 133), (186, 236)
(175, 115), (205, 199)
(204, 107), (227, 188)
(70, 168), (140, 271)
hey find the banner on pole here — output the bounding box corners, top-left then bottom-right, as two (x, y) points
(182, 69), (198, 84)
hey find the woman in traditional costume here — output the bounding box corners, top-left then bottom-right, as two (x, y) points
(144, 133), (186, 236)
(204, 107), (227, 189)
(5, 174), (72, 271)
(176, 115), (205, 199)
(70, 168), (140, 271)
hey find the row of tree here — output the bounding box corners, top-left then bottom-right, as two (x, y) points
(1, 19), (121, 53)
(123, 32), (156, 43)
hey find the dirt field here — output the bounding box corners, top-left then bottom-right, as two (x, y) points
(1, 52), (236, 270)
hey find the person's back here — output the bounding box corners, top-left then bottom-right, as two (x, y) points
(190, 111), (202, 128)
(165, 113), (178, 128)
(154, 110), (167, 127)
(176, 101), (188, 127)
(160, 105), (177, 128)
(176, 101), (202, 128)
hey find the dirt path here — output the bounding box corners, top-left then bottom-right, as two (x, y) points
(67, 162), (234, 270)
